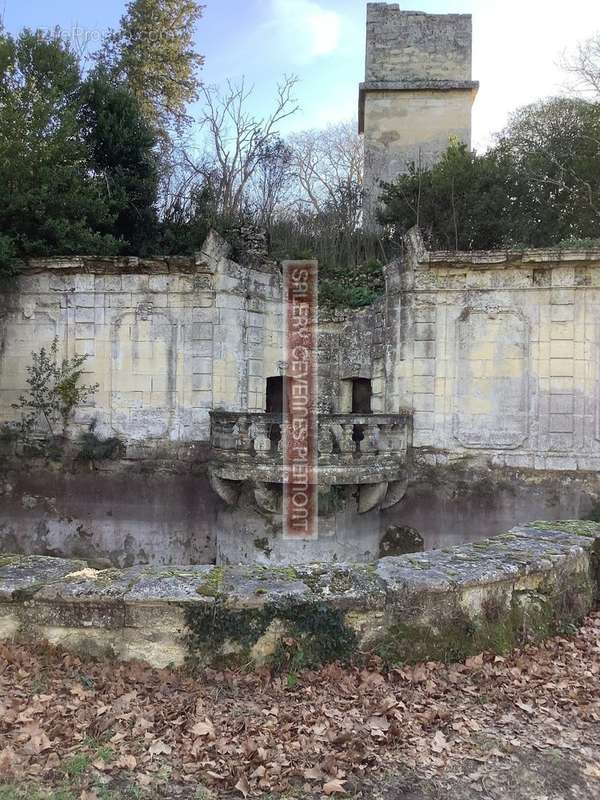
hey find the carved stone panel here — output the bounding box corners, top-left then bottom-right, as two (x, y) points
(454, 308), (529, 449)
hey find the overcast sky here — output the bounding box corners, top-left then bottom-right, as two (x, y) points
(2, 0), (600, 150)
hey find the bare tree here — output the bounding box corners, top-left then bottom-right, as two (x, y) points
(289, 121), (364, 229)
(561, 33), (600, 98)
(188, 76), (299, 221)
(247, 138), (294, 231)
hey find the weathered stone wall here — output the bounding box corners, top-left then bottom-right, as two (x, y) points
(1, 521), (597, 669)
(360, 3), (478, 224)
(0, 232), (283, 446)
(5, 230), (600, 562)
(385, 230), (600, 473)
(318, 301), (387, 413)
(0, 452), (219, 567)
(365, 3), (472, 83)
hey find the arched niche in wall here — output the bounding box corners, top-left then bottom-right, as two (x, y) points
(453, 307), (529, 449)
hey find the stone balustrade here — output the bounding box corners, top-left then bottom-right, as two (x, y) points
(210, 410), (411, 466)
(208, 410), (412, 506)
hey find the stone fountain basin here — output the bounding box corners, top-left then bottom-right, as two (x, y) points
(0, 520), (598, 669)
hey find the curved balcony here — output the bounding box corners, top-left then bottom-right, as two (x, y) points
(208, 410), (412, 487)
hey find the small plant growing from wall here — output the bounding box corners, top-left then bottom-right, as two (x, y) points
(77, 419), (125, 464)
(12, 337), (99, 446)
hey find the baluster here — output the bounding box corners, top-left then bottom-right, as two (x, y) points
(338, 422), (356, 456)
(235, 415), (253, 453)
(318, 419), (334, 456)
(377, 421), (392, 453)
(213, 418), (236, 450)
(387, 422), (405, 453)
(360, 420), (378, 454)
(250, 419), (271, 455)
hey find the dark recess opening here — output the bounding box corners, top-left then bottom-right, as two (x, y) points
(352, 378), (372, 414)
(266, 376), (285, 451)
(266, 376), (284, 413)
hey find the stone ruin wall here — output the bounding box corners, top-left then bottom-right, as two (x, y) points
(0, 232), (286, 567)
(365, 3), (472, 83)
(391, 230), (600, 473)
(3, 231), (600, 564)
(0, 232), (285, 448)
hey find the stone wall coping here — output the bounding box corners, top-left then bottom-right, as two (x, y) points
(12, 254), (208, 276)
(8, 231), (280, 278)
(1, 521), (597, 607)
(367, 4), (471, 21)
(404, 226), (600, 270)
(0, 521), (598, 668)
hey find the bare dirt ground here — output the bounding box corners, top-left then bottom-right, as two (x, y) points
(0, 614), (599, 800)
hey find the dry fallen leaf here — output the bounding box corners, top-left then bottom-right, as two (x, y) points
(584, 762), (600, 779)
(0, 747), (16, 775)
(79, 791), (98, 800)
(323, 778), (347, 795)
(191, 719), (215, 738)
(431, 730), (449, 754)
(116, 754), (137, 770)
(148, 740), (172, 756)
(235, 773), (250, 797)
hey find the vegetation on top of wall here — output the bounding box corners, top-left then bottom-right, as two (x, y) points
(0, 235), (17, 291)
(558, 237), (600, 249)
(318, 258), (386, 310)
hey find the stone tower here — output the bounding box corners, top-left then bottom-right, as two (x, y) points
(359, 3), (478, 224)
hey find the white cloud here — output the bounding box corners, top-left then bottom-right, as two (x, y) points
(269, 0), (341, 62)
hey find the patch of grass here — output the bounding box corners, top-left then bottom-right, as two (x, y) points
(0, 783), (148, 800)
(0, 785), (76, 800)
(62, 752), (90, 778)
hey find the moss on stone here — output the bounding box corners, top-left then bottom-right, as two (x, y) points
(268, 566), (302, 581)
(328, 571), (355, 594)
(182, 599), (357, 671)
(11, 586), (41, 602)
(538, 568), (594, 626)
(526, 520), (600, 538)
(195, 567), (225, 597)
(373, 572), (589, 667)
(253, 537), (272, 558)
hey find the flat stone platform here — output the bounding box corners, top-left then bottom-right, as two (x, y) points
(1, 521), (598, 669)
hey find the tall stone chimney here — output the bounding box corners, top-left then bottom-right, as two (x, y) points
(359, 3), (478, 225)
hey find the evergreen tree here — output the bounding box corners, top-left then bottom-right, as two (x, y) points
(380, 98), (600, 250)
(379, 141), (530, 250)
(97, 0), (203, 138)
(0, 28), (120, 258)
(497, 98), (600, 245)
(81, 70), (160, 254)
